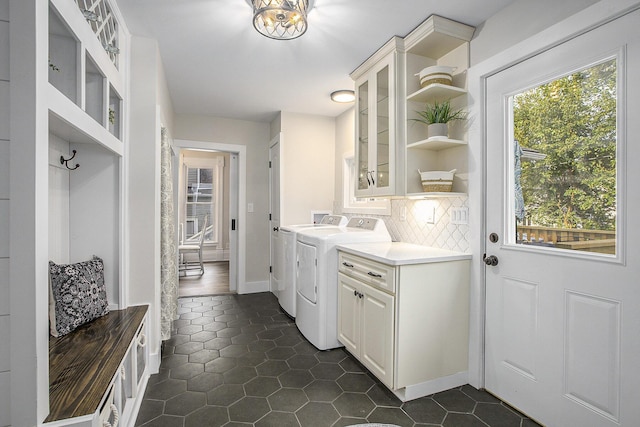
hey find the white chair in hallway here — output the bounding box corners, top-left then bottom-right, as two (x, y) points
(179, 215), (208, 276)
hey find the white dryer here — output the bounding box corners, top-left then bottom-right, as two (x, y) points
(295, 217), (391, 350)
(277, 215), (347, 318)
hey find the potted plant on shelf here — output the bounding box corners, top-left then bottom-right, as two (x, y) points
(412, 100), (465, 138)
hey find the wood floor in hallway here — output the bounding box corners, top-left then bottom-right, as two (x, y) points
(179, 261), (231, 297)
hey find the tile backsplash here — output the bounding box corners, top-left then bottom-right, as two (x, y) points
(336, 197), (470, 253)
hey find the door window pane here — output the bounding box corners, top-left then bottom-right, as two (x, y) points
(511, 59), (617, 255)
(186, 167), (214, 241)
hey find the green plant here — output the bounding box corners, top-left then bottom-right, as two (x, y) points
(412, 100), (465, 125)
(108, 108), (116, 125)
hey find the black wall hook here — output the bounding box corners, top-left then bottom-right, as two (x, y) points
(60, 150), (80, 170)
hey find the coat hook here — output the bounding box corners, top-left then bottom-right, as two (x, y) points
(60, 150), (80, 170)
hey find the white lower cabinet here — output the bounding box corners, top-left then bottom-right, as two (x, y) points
(337, 249), (470, 401)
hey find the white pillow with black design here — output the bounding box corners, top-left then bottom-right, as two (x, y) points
(48, 256), (110, 337)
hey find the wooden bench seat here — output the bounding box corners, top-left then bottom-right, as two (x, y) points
(45, 305), (148, 423)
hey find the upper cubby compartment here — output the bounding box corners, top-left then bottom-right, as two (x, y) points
(48, 0), (126, 153)
(49, 7), (79, 106)
(85, 53), (104, 124)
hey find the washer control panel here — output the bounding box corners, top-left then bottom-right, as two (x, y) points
(346, 217), (380, 230)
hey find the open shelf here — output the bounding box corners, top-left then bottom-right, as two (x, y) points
(49, 84), (124, 156)
(407, 83), (467, 104)
(407, 192), (467, 199)
(49, 6), (79, 106)
(109, 84), (123, 139)
(407, 137), (466, 151)
(85, 53), (105, 125)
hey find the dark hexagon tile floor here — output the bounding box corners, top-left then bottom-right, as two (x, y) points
(135, 293), (542, 427)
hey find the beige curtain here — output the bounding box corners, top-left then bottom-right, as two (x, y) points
(160, 127), (178, 340)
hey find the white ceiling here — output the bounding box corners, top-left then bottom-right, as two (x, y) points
(115, 0), (515, 122)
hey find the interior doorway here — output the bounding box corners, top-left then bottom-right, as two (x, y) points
(173, 139), (246, 296)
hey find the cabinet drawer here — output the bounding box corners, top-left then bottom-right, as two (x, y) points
(338, 252), (396, 294)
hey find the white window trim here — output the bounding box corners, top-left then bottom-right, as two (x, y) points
(183, 156), (224, 247)
(342, 153), (391, 215)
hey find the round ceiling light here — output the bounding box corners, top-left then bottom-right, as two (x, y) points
(330, 90), (356, 103)
(247, 0), (315, 40)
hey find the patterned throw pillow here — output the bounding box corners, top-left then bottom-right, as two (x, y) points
(49, 256), (110, 337)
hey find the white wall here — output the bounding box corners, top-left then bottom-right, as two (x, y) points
(278, 112), (336, 225)
(173, 115), (270, 284)
(127, 36), (175, 371)
(0, 1), (10, 424)
(470, 0), (599, 65)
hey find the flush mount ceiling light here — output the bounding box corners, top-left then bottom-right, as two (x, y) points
(330, 90), (355, 103)
(247, 0), (314, 40)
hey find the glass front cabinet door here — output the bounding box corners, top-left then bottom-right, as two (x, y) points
(355, 53), (396, 197)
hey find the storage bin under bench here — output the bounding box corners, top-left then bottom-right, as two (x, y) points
(45, 305), (149, 426)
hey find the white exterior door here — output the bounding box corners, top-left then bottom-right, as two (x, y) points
(485, 9), (640, 427)
(269, 135), (281, 295)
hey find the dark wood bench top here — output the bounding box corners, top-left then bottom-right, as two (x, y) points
(45, 305), (148, 422)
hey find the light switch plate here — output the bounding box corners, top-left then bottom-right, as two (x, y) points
(247, 203), (254, 213)
(450, 207), (469, 225)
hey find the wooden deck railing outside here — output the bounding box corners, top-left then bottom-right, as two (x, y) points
(516, 225), (615, 254)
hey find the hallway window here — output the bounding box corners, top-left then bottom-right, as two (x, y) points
(183, 156), (224, 245)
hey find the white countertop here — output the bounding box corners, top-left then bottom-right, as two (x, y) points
(337, 242), (472, 265)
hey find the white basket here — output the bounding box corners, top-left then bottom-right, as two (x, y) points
(418, 169), (456, 192)
(415, 66), (456, 88)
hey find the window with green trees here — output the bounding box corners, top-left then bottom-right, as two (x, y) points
(512, 58), (617, 255)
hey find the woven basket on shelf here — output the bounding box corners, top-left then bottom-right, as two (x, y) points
(418, 169), (456, 192)
(421, 179), (453, 192)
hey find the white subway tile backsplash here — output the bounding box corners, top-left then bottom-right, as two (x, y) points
(336, 197), (470, 252)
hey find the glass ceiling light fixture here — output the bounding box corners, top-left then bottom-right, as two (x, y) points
(331, 90), (355, 103)
(247, 0), (314, 40)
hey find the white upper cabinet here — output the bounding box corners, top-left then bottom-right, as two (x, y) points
(351, 38), (404, 198)
(350, 15), (475, 198)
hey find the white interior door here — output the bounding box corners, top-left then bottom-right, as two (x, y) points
(485, 9), (640, 426)
(269, 135), (282, 295)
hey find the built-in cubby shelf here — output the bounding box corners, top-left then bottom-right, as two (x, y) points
(109, 84), (122, 139)
(403, 16), (474, 196)
(407, 83), (467, 104)
(49, 0), (126, 144)
(49, 7), (79, 105)
(407, 192), (467, 199)
(407, 137), (466, 151)
(85, 53), (105, 125)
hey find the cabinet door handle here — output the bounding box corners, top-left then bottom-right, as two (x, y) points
(354, 289), (358, 297)
(369, 170), (375, 186)
(367, 272), (382, 278)
(366, 172), (371, 186)
(358, 292), (364, 299)
(342, 262), (354, 268)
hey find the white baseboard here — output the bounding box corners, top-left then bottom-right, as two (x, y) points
(239, 280), (269, 294)
(392, 371), (468, 401)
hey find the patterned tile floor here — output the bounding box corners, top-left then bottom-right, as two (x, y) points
(135, 293), (542, 427)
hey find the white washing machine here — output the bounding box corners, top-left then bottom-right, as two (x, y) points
(277, 215), (347, 318)
(295, 217), (391, 350)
